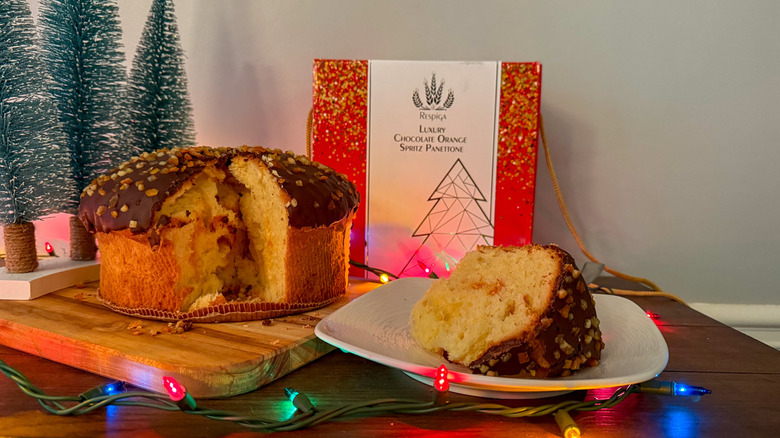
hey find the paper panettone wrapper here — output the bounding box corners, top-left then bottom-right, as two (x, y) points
(97, 290), (343, 322)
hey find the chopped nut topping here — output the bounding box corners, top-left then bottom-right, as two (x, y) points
(136, 183), (145, 191)
(129, 220), (138, 228)
(108, 194), (118, 208)
(110, 211), (118, 218)
(295, 180), (303, 186)
(290, 198), (298, 207)
(96, 206), (106, 216)
(145, 188), (159, 197)
(98, 189), (106, 196)
(121, 178), (133, 185)
(120, 204), (129, 212)
(147, 175), (157, 182)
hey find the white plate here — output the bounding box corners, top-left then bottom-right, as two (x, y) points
(316, 277), (668, 399)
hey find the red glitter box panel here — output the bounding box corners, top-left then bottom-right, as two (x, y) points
(312, 60), (541, 279)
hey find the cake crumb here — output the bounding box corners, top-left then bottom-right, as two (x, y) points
(168, 321), (193, 334)
(261, 319), (273, 326)
(149, 329), (161, 336)
(270, 339), (280, 345)
(74, 293), (85, 301)
(127, 320), (143, 330)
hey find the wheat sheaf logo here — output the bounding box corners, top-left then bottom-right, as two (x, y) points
(413, 73), (454, 111)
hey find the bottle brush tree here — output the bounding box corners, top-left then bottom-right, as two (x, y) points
(125, 0), (196, 154)
(0, 0), (76, 273)
(38, 0), (131, 261)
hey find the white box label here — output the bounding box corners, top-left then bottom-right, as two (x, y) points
(366, 60), (500, 277)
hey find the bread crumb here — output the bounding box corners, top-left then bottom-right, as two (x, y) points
(168, 321), (193, 334)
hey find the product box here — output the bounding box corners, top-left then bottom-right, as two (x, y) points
(312, 60), (541, 278)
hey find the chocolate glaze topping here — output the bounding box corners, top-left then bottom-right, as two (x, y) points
(78, 146), (359, 236)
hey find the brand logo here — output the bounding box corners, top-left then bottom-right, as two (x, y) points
(413, 73), (454, 111)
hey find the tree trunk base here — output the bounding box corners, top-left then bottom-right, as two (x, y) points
(70, 216), (97, 261)
(3, 222), (38, 273)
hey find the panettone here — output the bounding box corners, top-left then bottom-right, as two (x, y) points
(78, 146), (359, 322)
(409, 244), (603, 377)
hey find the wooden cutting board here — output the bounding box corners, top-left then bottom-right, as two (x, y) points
(0, 280), (380, 398)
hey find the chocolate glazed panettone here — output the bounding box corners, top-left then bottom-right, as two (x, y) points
(410, 244), (603, 378)
(78, 146), (359, 322)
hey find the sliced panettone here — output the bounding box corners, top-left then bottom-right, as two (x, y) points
(409, 244), (603, 377)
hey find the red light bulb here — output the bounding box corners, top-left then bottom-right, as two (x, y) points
(162, 376), (186, 401)
(417, 260), (430, 273)
(434, 365), (449, 392)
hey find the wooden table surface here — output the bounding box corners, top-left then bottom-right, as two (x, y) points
(2, 278), (779, 437)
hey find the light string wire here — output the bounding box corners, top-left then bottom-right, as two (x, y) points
(2, 355), (645, 433)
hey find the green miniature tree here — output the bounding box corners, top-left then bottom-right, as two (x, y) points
(125, 0), (196, 153)
(0, 0), (76, 273)
(38, 0), (130, 261)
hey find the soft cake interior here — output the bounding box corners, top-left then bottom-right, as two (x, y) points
(410, 247), (561, 366)
(154, 158), (288, 312)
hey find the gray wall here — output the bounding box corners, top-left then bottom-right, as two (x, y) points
(33, 1), (780, 304)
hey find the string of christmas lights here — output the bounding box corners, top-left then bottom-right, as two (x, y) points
(0, 358), (709, 437)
